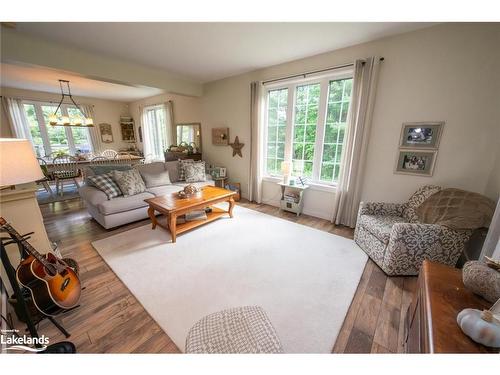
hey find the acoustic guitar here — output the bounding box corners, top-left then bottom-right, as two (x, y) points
(0, 217), (81, 316)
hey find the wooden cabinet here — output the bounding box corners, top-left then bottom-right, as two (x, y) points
(404, 260), (498, 353)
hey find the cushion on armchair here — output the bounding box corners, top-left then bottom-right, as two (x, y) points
(402, 185), (441, 222)
(357, 214), (407, 244)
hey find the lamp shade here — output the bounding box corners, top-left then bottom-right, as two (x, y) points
(281, 161), (291, 175)
(0, 138), (44, 186)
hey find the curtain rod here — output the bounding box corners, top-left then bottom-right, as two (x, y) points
(262, 57), (385, 85)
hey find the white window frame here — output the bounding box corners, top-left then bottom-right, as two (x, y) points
(263, 69), (353, 187)
(23, 100), (93, 156)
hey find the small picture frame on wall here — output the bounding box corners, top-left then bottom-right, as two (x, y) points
(121, 122), (136, 143)
(212, 127), (229, 146)
(395, 150), (437, 176)
(399, 122), (444, 149)
(99, 123), (114, 143)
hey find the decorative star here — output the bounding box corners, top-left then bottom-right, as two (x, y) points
(229, 136), (245, 157)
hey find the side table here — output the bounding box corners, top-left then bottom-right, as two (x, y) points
(278, 182), (309, 216)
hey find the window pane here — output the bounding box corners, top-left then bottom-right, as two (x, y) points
(320, 78), (353, 184)
(292, 83), (319, 178)
(67, 107), (93, 153)
(23, 104), (45, 157)
(265, 88), (288, 175)
(42, 105), (68, 156)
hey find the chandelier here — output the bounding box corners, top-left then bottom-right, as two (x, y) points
(48, 80), (94, 127)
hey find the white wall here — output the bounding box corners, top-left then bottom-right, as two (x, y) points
(0, 86), (131, 151)
(201, 23), (500, 219)
(128, 93), (202, 151)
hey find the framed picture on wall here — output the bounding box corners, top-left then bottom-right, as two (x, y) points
(399, 122), (444, 149)
(99, 123), (114, 143)
(395, 149), (437, 176)
(121, 121), (136, 143)
(212, 127), (229, 146)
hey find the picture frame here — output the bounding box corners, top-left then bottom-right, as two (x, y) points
(121, 121), (136, 143)
(212, 127), (229, 146)
(399, 122), (444, 149)
(219, 167), (227, 178)
(99, 123), (114, 143)
(395, 149), (437, 176)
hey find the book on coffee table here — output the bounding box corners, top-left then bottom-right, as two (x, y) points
(185, 210), (208, 221)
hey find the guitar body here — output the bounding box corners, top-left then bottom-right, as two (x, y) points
(16, 253), (81, 316)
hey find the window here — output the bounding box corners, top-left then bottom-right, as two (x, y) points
(264, 73), (353, 185)
(22, 102), (93, 157)
(143, 105), (168, 161)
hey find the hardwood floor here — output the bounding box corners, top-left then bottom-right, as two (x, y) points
(13, 198), (416, 353)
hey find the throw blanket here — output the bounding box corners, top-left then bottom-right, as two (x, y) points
(416, 188), (496, 230)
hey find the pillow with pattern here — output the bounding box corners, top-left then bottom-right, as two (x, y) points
(184, 161), (207, 183)
(112, 169), (146, 197)
(177, 159), (194, 181)
(87, 172), (122, 200)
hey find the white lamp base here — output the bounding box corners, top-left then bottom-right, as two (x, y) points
(283, 175), (290, 185)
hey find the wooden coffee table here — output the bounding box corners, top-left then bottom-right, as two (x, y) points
(144, 186), (236, 243)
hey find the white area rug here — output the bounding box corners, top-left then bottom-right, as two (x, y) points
(92, 205), (367, 353)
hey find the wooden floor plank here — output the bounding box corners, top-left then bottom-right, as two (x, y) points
(6, 198), (417, 353)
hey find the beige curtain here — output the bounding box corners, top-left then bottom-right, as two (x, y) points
(249, 81), (265, 203)
(79, 104), (101, 154)
(165, 100), (174, 147)
(331, 57), (381, 227)
(1, 97), (32, 140)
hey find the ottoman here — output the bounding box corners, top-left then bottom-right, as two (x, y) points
(185, 306), (283, 353)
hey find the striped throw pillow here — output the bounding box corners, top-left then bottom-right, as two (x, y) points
(87, 172), (122, 199)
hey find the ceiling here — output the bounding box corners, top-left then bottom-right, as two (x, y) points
(0, 63), (164, 101)
(13, 22), (435, 83)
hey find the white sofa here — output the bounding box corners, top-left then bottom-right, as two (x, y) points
(78, 161), (214, 229)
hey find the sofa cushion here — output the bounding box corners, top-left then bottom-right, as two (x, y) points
(165, 161), (179, 182)
(140, 170), (171, 188)
(88, 164), (132, 176)
(79, 185), (108, 206)
(97, 192), (154, 215)
(357, 214), (407, 244)
(113, 169), (146, 197)
(87, 172), (122, 199)
(135, 162), (166, 175)
(177, 159), (195, 181)
(146, 185), (183, 197)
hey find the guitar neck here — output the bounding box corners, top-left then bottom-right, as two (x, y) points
(3, 223), (48, 265)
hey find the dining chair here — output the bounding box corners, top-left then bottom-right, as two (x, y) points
(101, 149), (118, 158)
(114, 151), (133, 164)
(52, 155), (81, 197)
(36, 157), (53, 196)
(90, 156), (111, 165)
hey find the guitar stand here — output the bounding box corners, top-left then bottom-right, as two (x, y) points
(0, 235), (75, 341)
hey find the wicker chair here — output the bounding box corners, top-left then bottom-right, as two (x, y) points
(36, 158), (53, 196)
(52, 155), (81, 196)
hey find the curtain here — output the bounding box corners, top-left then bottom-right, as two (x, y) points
(165, 100), (174, 147)
(79, 104), (101, 154)
(142, 101), (173, 161)
(1, 97), (32, 141)
(249, 81), (265, 203)
(331, 57), (381, 227)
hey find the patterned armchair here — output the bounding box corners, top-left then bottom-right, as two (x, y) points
(354, 185), (473, 276)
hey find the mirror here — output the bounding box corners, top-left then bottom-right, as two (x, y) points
(176, 122), (202, 153)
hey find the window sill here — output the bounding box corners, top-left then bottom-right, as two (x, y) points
(262, 176), (337, 193)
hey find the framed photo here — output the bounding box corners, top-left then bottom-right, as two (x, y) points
(395, 150), (437, 176)
(399, 122), (444, 149)
(99, 123), (114, 143)
(212, 127), (229, 146)
(219, 167), (227, 178)
(121, 122), (136, 143)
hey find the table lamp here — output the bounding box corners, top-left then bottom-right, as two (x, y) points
(281, 161), (291, 185)
(0, 138), (44, 189)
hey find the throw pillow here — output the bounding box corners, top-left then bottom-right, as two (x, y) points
(184, 161), (207, 183)
(112, 169), (146, 197)
(87, 173), (122, 199)
(140, 170), (171, 188)
(177, 159), (194, 181)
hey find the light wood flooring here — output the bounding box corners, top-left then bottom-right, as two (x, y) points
(12, 198), (416, 353)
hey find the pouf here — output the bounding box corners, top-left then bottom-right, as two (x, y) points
(185, 306), (283, 353)
(462, 261), (500, 303)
